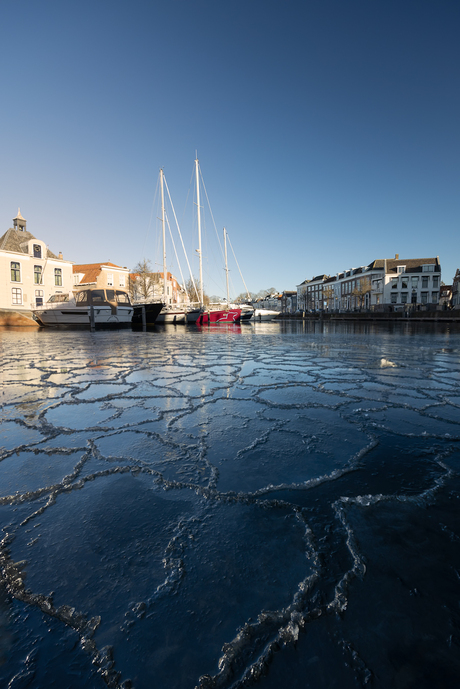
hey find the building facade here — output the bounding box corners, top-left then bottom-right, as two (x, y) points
(129, 270), (189, 306)
(73, 262), (130, 291)
(296, 256), (442, 312)
(0, 210), (73, 317)
(452, 269), (460, 309)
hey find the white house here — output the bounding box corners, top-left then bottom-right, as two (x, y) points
(73, 262), (130, 291)
(0, 210), (73, 323)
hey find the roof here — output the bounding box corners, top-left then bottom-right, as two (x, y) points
(368, 257), (441, 274)
(0, 227), (58, 258)
(73, 262), (128, 285)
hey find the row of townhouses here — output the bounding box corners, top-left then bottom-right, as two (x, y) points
(257, 255), (460, 313)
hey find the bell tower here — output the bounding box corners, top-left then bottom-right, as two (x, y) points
(13, 208), (27, 232)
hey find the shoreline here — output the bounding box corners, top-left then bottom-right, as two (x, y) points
(277, 311), (460, 323)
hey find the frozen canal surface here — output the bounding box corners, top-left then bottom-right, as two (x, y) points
(1, 320), (460, 689)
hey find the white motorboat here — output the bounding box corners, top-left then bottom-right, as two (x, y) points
(33, 288), (133, 326)
(253, 309), (279, 321)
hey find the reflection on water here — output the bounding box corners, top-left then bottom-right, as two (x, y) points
(0, 324), (459, 689)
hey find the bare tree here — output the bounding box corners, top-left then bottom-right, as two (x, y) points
(184, 277), (210, 306)
(130, 259), (160, 301)
(234, 291), (256, 303)
(352, 277), (372, 310)
(323, 284), (335, 311)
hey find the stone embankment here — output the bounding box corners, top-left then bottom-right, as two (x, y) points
(279, 310), (460, 323)
(0, 309), (39, 327)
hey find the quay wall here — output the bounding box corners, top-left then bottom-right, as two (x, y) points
(278, 311), (460, 323)
(0, 308), (39, 327)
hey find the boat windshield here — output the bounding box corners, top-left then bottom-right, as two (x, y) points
(116, 291), (131, 304)
(47, 294), (70, 303)
(90, 290), (106, 304)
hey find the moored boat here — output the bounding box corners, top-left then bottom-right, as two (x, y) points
(156, 305), (187, 323)
(33, 288), (133, 326)
(253, 309), (279, 321)
(132, 301), (164, 326)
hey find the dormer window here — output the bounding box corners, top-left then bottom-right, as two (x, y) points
(397, 265), (406, 274)
(33, 244), (42, 258)
(422, 264), (435, 272)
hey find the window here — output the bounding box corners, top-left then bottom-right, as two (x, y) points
(54, 268), (62, 286)
(34, 265), (42, 284)
(432, 276), (439, 288)
(411, 277), (419, 287)
(73, 274), (80, 285)
(421, 292), (428, 304)
(90, 290), (105, 304)
(35, 289), (44, 307)
(423, 264), (435, 272)
(107, 273), (114, 286)
(119, 275), (125, 288)
(11, 261), (21, 282)
(76, 291), (89, 305)
(48, 294), (69, 303)
(116, 291), (130, 304)
(391, 278), (398, 289)
(432, 292), (439, 303)
(422, 276), (428, 288)
(33, 244), (42, 258)
(391, 293), (398, 303)
(12, 288), (22, 304)
(397, 265), (406, 274)
(401, 278), (408, 289)
(401, 292), (408, 304)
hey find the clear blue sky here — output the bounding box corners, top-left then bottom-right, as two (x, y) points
(1, 0), (459, 297)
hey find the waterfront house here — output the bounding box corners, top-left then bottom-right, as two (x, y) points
(451, 270), (460, 309)
(296, 275), (328, 312)
(254, 292), (283, 311)
(375, 256), (442, 309)
(129, 270), (189, 306)
(281, 290), (297, 314)
(439, 284), (452, 309)
(0, 210), (73, 324)
(73, 262), (130, 291)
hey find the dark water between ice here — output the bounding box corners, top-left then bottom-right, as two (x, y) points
(1, 320), (460, 689)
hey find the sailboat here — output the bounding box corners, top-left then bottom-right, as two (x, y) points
(153, 168), (188, 324)
(186, 158), (241, 325)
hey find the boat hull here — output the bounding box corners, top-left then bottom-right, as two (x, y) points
(34, 306), (133, 326)
(253, 309), (279, 321)
(156, 309), (187, 324)
(132, 302), (164, 326)
(196, 308), (241, 324)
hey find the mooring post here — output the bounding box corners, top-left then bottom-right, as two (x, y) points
(90, 305), (95, 331)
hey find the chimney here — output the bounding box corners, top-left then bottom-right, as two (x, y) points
(58, 252), (63, 259)
(395, 253), (399, 260)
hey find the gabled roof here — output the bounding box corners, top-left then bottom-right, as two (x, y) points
(73, 262), (127, 284)
(0, 227), (58, 258)
(368, 258), (440, 274)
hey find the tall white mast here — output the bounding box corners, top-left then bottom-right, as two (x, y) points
(160, 168), (167, 304)
(224, 227), (230, 307)
(195, 157), (204, 306)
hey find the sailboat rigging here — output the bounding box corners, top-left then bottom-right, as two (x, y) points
(187, 157), (242, 324)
